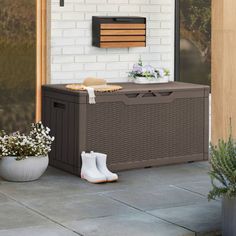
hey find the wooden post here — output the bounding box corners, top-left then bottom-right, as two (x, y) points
(212, 0), (236, 143)
(36, 0), (47, 122)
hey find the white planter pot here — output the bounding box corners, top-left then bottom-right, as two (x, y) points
(0, 156), (49, 182)
(222, 197), (236, 236)
(134, 76), (169, 84)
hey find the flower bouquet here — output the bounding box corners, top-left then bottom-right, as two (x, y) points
(128, 59), (170, 84)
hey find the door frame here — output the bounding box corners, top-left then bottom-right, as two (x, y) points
(174, 0), (180, 81)
(36, 0), (48, 121)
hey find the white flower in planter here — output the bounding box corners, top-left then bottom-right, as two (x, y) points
(0, 122), (54, 182)
(128, 58), (170, 84)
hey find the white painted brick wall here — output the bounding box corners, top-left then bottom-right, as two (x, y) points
(50, 0), (175, 84)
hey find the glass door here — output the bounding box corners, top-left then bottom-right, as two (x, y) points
(176, 0), (211, 86)
(0, 0), (36, 132)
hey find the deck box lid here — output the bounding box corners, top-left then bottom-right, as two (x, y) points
(42, 82), (209, 97)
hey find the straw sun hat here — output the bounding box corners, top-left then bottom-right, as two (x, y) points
(66, 77), (122, 92)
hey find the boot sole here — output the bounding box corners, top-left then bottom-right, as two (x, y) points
(107, 179), (118, 183)
(81, 175), (106, 184)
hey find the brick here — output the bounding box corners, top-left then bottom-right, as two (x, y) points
(51, 21), (76, 29)
(75, 55), (97, 63)
(129, 0), (149, 3)
(108, 0), (128, 3)
(119, 5), (140, 12)
(161, 21), (172, 29)
(106, 62), (129, 70)
(161, 5), (173, 13)
(51, 13), (62, 20)
(51, 29), (63, 37)
(97, 5), (119, 12)
(141, 5), (160, 13)
(86, 0), (106, 3)
(51, 72), (74, 80)
(62, 46), (84, 55)
(150, 0), (172, 4)
(119, 54), (140, 62)
(51, 64), (61, 72)
(51, 38), (74, 46)
(97, 71), (119, 78)
(63, 29), (85, 37)
(62, 13), (84, 20)
(84, 63), (106, 71)
(62, 63), (83, 71)
(74, 4), (96, 12)
(97, 55), (119, 62)
(52, 56), (74, 64)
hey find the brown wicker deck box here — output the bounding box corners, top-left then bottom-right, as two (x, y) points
(42, 82), (209, 175)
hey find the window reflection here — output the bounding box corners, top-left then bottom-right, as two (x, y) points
(179, 0), (211, 86)
(0, 0), (36, 132)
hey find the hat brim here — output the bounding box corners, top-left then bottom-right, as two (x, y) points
(66, 84), (122, 92)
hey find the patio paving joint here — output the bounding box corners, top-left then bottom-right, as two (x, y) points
(171, 184), (221, 203)
(170, 185), (208, 198)
(101, 193), (196, 235)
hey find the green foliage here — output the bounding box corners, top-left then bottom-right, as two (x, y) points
(180, 0), (211, 63)
(0, 0), (36, 41)
(208, 134), (236, 200)
(164, 69), (170, 76)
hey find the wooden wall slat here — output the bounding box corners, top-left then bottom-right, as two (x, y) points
(101, 36), (146, 42)
(101, 23), (145, 29)
(100, 29), (145, 36)
(100, 42), (145, 48)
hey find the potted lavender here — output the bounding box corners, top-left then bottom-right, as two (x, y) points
(0, 122), (54, 182)
(128, 59), (170, 84)
(208, 133), (236, 236)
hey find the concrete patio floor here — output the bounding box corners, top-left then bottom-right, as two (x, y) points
(0, 162), (221, 236)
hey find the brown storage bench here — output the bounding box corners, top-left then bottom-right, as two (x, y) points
(42, 82), (209, 176)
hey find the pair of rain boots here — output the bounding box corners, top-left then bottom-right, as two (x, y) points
(81, 151), (118, 183)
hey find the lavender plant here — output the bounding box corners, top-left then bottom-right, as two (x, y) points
(0, 122), (54, 160)
(208, 133), (236, 200)
(128, 58), (170, 80)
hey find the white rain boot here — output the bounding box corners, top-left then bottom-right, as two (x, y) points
(81, 152), (106, 184)
(93, 152), (118, 182)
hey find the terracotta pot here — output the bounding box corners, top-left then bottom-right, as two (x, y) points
(0, 156), (49, 182)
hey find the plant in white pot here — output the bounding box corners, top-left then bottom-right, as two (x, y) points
(0, 122), (54, 182)
(128, 58), (170, 84)
(208, 133), (236, 236)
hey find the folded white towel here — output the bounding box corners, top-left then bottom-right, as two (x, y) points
(85, 87), (96, 104)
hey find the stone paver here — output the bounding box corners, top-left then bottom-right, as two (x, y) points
(149, 201), (221, 235)
(0, 202), (50, 230)
(0, 162), (222, 236)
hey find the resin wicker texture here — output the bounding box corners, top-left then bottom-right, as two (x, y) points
(42, 82), (209, 175)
